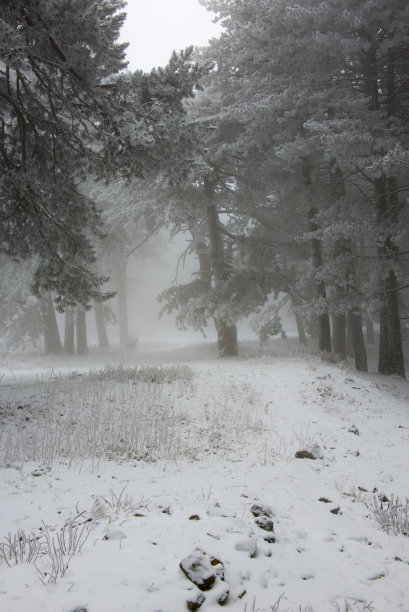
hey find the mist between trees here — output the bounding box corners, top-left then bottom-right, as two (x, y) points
(1, 0), (408, 377)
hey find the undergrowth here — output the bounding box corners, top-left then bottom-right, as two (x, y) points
(86, 362), (195, 385)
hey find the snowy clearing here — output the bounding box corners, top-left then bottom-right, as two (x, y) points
(0, 340), (409, 612)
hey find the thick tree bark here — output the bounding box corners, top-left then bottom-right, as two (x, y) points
(76, 307), (88, 355)
(94, 301), (110, 349)
(215, 319), (238, 357)
(205, 178), (238, 357)
(116, 265), (129, 346)
(64, 307), (75, 354)
(41, 292), (62, 354)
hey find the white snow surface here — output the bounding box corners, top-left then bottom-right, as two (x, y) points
(0, 339), (409, 612)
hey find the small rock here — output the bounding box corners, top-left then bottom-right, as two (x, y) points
(348, 425), (360, 435)
(180, 550), (224, 591)
(295, 443), (323, 460)
(187, 592), (206, 610)
(263, 534), (276, 543)
(330, 507), (341, 515)
(250, 503), (273, 518)
(189, 514), (200, 520)
(318, 497), (332, 503)
(255, 516), (275, 532)
(217, 587), (229, 606)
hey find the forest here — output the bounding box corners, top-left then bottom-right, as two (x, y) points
(1, 3), (409, 611)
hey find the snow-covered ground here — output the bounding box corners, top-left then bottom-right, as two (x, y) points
(0, 339), (408, 612)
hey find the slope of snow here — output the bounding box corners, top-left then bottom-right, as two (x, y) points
(0, 341), (408, 612)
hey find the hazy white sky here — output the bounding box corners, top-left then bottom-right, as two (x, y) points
(120, 0), (221, 71)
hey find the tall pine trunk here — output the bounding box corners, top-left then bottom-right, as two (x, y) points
(362, 45), (405, 377)
(330, 163), (367, 370)
(94, 301), (110, 349)
(76, 308), (88, 355)
(41, 292), (62, 354)
(375, 176), (405, 377)
(64, 307), (75, 354)
(205, 178), (238, 357)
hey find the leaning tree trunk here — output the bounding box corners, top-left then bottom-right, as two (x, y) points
(116, 265), (129, 346)
(205, 178), (238, 357)
(76, 307), (88, 355)
(64, 307), (75, 354)
(41, 292), (62, 354)
(94, 301), (110, 349)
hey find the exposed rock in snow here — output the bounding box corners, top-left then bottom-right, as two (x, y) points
(180, 549), (224, 591)
(186, 590), (206, 610)
(295, 443), (324, 460)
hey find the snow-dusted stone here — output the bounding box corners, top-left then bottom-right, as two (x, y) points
(250, 503), (273, 518)
(187, 591), (206, 610)
(255, 515), (275, 533)
(216, 587), (229, 606)
(180, 549), (224, 591)
(295, 443), (323, 460)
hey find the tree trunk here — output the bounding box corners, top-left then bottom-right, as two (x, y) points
(205, 178), (238, 357)
(332, 314), (346, 360)
(64, 307), (75, 354)
(308, 207), (332, 352)
(116, 265), (129, 346)
(384, 269), (405, 377)
(375, 176), (405, 377)
(215, 319), (238, 357)
(94, 301), (110, 349)
(348, 311), (368, 372)
(76, 307), (88, 355)
(41, 292), (62, 354)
